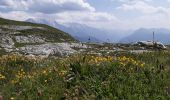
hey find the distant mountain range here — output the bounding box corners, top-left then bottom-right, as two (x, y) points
(26, 18), (127, 43)
(121, 28), (170, 44)
(26, 18), (170, 44)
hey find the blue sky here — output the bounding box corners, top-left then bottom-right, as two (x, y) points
(0, 0), (170, 30)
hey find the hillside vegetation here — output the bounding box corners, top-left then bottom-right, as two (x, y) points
(0, 17), (75, 42)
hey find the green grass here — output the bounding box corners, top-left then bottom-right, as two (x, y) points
(0, 48), (7, 56)
(0, 51), (170, 99)
(18, 28), (74, 42)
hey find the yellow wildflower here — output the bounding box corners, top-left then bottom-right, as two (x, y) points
(140, 63), (145, 67)
(59, 70), (67, 77)
(43, 70), (47, 74)
(0, 74), (5, 79)
(10, 97), (14, 100)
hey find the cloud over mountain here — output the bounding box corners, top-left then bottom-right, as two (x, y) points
(0, 0), (170, 31)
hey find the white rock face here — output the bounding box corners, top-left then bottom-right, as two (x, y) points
(18, 43), (89, 57)
(15, 35), (45, 43)
(19, 43), (76, 57)
(0, 35), (14, 49)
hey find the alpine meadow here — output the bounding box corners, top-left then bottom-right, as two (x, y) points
(0, 0), (170, 100)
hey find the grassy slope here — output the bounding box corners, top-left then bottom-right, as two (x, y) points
(0, 17), (76, 42)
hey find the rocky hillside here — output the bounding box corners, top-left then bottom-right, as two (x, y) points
(0, 17), (86, 57)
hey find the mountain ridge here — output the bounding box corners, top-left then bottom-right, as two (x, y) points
(26, 18), (170, 44)
(26, 18), (127, 43)
(120, 28), (170, 44)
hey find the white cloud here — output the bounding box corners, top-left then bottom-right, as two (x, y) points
(0, 10), (120, 30)
(0, 0), (28, 10)
(53, 11), (121, 29)
(29, 0), (95, 13)
(0, 0), (120, 30)
(111, 0), (152, 3)
(0, 0), (95, 13)
(117, 1), (170, 14)
(125, 14), (170, 29)
(0, 11), (33, 21)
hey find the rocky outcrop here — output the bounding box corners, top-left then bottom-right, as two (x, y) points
(0, 25), (46, 51)
(15, 35), (45, 44)
(0, 35), (14, 52)
(19, 43), (74, 56)
(0, 26), (87, 56)
(18, 43), (88, 57)
(0, 18), (78, 57)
